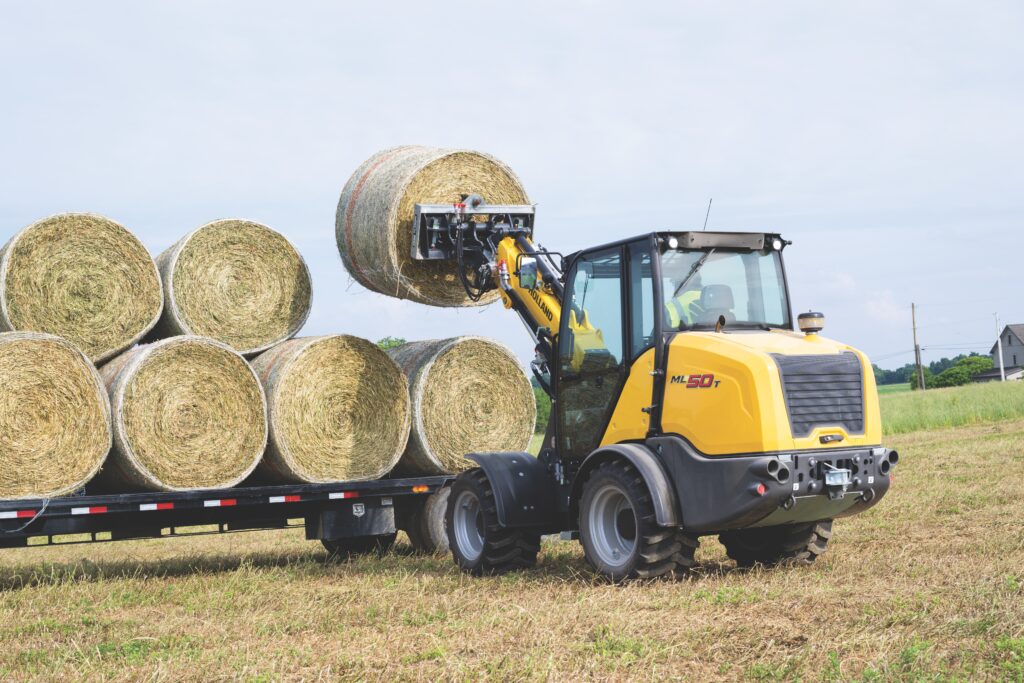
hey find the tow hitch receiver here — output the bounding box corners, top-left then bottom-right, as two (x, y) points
(823, 463), (852, 500)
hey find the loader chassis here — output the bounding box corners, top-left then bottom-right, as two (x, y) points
(412, 199), (898, 579)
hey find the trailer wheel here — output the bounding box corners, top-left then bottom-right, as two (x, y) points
(719, 520), (833, 567)
(446, 468), (540, 575)
(408, 487), (450, 554)
(579, 460), (684, 582)
(322, 532), (396, 560)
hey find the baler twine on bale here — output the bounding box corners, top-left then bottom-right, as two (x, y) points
(335, 146), (530, 307)
(150, 219), (312, 356)
(0, 213), (163, 364)
(388, 337), (536, 475)
(251, 335), (411, 483)
(96, 336), (267, 492)
(0, 332), (111, 499)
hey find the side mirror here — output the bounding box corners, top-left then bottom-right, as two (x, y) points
(518, 257), (539, 290)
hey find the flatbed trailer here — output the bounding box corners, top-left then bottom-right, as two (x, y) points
(0, 476), (453, 554)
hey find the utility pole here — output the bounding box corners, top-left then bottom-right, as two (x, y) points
(995, 313), (1006, 382)
(912, 303), (926, 390)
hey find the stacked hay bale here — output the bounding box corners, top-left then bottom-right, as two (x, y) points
(252, 335), (411, 483)
(336, 146), (530, 307)
(151, 219), (312, 356)
(0, 332), (111, 499)
(96, 336), (267, 492)
(388, 337), (535, 475)
(0, 213), (162, 363)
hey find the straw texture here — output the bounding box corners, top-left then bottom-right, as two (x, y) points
(388, 337), (535, 475)
(96, 336), (267, 492)
(151, 219), (312, 356)
(0, 332), (111, 499)
(336, 146), (530, 307)
(251, 335), (411, 483)
(0, 213), (163, 363)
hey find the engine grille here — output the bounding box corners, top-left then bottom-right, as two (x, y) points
(772, 352), (865, 438)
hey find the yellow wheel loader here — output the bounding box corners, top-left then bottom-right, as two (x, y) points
(412, 195), (898, 581)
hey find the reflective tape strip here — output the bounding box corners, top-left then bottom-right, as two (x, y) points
(71, 506), (107, 515)
(328, 492), (359, 500)
(140, 502), (174, 511)
(0, 510), (36, 519)
(269, 495), (301, 504)
(203, 499), (237, 508)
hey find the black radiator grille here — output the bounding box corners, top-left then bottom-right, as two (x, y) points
(772, 352), (865, 438)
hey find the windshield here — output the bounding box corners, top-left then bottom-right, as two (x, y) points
(661, 248), (791, 330)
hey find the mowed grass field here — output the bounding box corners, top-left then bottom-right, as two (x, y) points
(0, 389), (1022, 680)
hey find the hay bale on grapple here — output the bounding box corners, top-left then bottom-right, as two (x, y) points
(96, 336), (267, 492)
(0, 213), (162, 363)
(151, 219), (312, 356)
(0, 332), (111, 499)
(388, 337), (535, 475)
(336, 146), (530, 307)
(251, 335), (411, 483)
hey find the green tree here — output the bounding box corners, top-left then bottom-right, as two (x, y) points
(533, 384), (551, 434)
(376, 336), (407, 350)
(931, 355), (993, 388)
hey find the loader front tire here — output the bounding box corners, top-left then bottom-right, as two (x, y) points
(579, 460), (693, 582)
(719, 520), (833, 568)
(446, 468), (540, 575)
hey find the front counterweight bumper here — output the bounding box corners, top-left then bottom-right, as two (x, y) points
(647, 436), (898, 534)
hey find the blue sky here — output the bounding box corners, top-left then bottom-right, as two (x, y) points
(1, 1), (1020, 369)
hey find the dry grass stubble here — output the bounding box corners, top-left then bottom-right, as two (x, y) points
(0, 420), (1019, 680)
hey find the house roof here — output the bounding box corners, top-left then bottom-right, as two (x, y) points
(974, 366), (1024, 379)
(990, 324), (1024, 355)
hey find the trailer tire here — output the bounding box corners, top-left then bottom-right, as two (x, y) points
(446, 468), (540, 575)
(579, 460), (683, 582)
(322, 532), (397, 560)
(719, 520), (832, 567)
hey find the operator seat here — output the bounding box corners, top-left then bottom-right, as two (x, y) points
(698, 284), (736, 323)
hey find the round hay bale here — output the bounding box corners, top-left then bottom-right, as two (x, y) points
(97, 336), (267, 492)
(335, 146), (530, 307)
(0, 332), (111, 499)
(388, 337), (535, 475)
(151, 219), (312, 356)
(251, 335), (411, 483)
(0, 213), (163, 364)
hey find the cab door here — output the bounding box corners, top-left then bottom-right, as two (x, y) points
(556, 247), (627, 459)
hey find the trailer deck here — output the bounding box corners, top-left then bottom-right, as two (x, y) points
(0, 476), (453, 549)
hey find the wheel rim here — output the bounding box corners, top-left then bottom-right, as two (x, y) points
(587, 483), (637, 569)
(453, 489), (485, 562)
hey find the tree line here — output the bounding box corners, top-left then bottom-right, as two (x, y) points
(873, 352), (993, 390)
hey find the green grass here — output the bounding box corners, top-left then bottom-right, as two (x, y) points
(879, 380), (1024, 434)
(877, 383), (911, 395)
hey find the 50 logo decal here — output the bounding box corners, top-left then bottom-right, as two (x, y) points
(669, 373), (720, 388)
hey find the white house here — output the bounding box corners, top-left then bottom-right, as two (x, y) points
(977, 324), (1024, 381)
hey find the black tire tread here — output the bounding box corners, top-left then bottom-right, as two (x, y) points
(448, 469), (541, 576)
(719, 520), (833, 567)
(580, 460), (698, 582)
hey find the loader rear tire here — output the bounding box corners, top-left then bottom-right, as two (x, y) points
(446, 468), (540, 575)
(719, 520), (832, 568)
(322, 533), (397, 560)
(579, 460), (691, 582)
